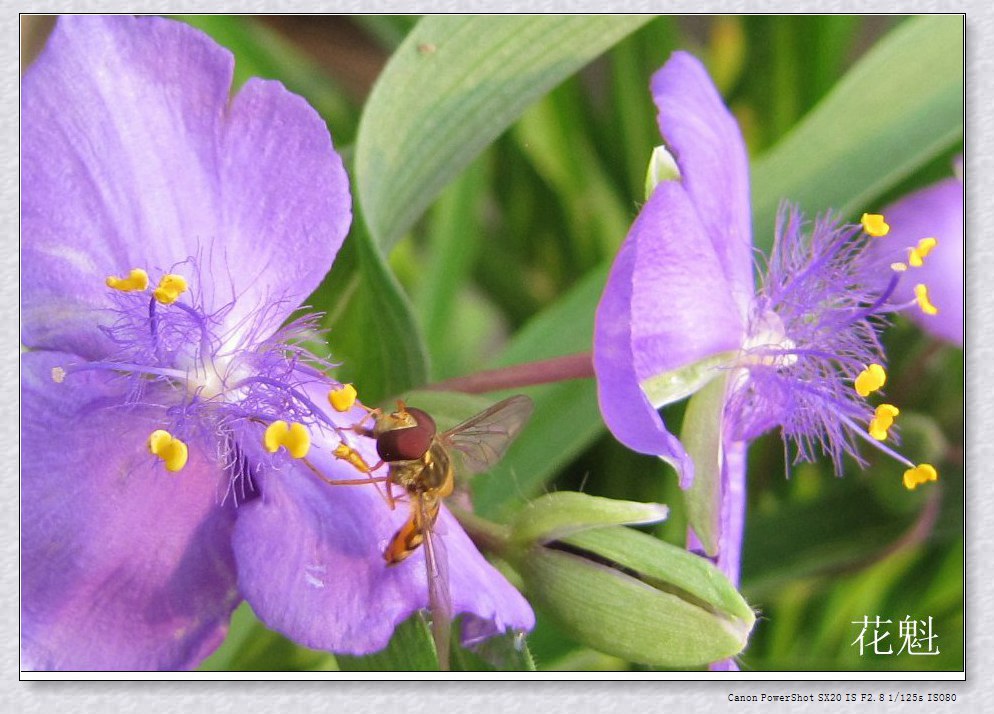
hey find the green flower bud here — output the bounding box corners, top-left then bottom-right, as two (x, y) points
(510, 491), (669, 546)
(511, 525), (755, 667)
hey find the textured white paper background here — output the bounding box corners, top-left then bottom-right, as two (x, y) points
(8, 2), (982, 712)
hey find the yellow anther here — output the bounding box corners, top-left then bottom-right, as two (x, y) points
(903, 463), (938, 490)
(908, 237), (938, 268)
(861, 213), (890, 237)
(854, 363), (887, 398)
(333, 443), (373, 473)
(329, 383), (358, 412)
(867, 403), (900, 441)
(51, 367), (66, 383)
(914, 284), (938, 315)
(263, 420), (311, 459)
(106, 268), (149, 292)
(148, 429), (189, 473)
(153, 274), (188, 305)
(890, 262), (908, 272)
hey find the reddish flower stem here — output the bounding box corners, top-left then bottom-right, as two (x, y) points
(424, 352), (594, 394)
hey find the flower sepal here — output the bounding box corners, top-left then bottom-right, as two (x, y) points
(644, 144), (682, 200)
(509, 491), (669, 547)
(639, 351), (738, 412)
(681, 371), (730, 556)
(510, 525), (755, 667)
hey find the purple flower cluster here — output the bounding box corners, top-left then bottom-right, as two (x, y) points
(21, 16), (531, 671)
(593, 52), (945, 588)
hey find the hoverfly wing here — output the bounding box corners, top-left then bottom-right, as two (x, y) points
(420, 496), (453, 671)
(441, 395), (534, 475)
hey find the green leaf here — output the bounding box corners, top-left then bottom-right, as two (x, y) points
(416, 157), (490, 380)
(473, 379), (603, 520)
(510, 492), (668, 546)
(336, 614), (439, 671)
(740, 480), (916, 600)
(516, 526), (754, 667)
(472, 265), (608, 519)
(449, 627), (536, 672)
(751, 15), (963, 249)
(681, 372), (729, 557)
(317, 215), (430, 405)
(197, 603), (335, 671)
(356, 15), (651, 251)
(512, 83), (632, 266)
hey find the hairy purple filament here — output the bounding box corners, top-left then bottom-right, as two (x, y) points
(62, 261), (348, 489)
(728, 205), (916, 475)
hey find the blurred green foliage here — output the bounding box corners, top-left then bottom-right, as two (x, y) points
(180, 15), (963, 672)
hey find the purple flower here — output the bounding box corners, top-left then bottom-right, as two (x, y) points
(593, 52), (939, 591)
(21, 16), (532, 671)
(867, 159), (963, 345)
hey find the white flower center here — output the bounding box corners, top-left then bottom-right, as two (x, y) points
(742, 310), (797, 368)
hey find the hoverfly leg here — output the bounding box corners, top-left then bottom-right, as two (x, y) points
(384, 476), (398, 511)
(349, 405), (381, 436)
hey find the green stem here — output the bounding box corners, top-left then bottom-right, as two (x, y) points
(424, 352), (594, 394)
(448, 504), (513, 557)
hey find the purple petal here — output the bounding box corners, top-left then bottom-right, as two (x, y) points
(595, 181), (746, 484)
(21, 16), (351, 358)
(875, 176), (963, 345)
(651, 52), (754, 313)
(21, 352), (239, 671)
(629, 182), (746, 380)
(232, 424), (532, 656)
(594, 206), (694, 482)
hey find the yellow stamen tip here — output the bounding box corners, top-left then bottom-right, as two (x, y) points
(153, 274), (188, 305)
(891, 262), (908, 272)
(854, 363), (887, 397)
(876, 403), (900, 419)
(867, 403), (900, 441)
(51, 367), (66, 383)
(148, 429), (188, 472)
(861, 213), (890, 237)
(914, 283), (938, 315)
(263, 420), (311, 459)
(908, 237), (938, 268)
(903, 463), (938, 490)
(329, 383), (358, 412)
(907, 239), (937, 268)
(105, 268), (149, 292)
(263, 420), (288, 453)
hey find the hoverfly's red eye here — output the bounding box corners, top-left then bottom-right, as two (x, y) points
(376, 407), (437, 462)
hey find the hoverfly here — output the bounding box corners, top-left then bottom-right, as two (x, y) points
(335, 394), (533, 670)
